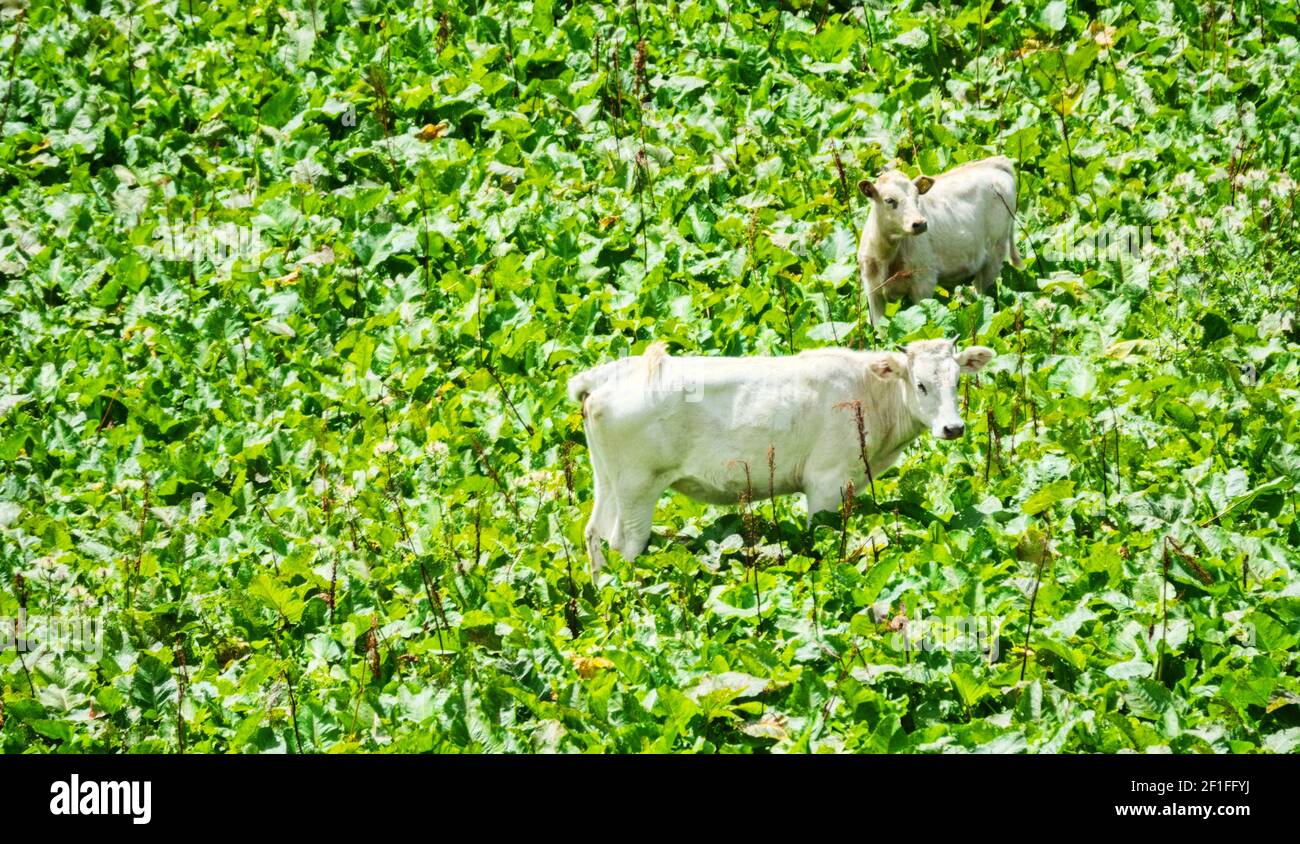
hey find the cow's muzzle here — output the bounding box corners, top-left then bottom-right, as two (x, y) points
(910, 219), (928, 234)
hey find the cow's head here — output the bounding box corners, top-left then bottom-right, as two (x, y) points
(868, 339), (995, 439)
(859, 170), (934, 239)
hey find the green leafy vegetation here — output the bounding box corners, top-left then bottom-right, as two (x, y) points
(1, 0), (1298, 753)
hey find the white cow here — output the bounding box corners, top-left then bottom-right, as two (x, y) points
(858, 156), (1023, 326)
(568, 339), (995, 573)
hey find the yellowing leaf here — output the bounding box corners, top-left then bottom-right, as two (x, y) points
(1105, 339), (1151, 360)
(268, 268), (300, 286)
(415, 122), (449, 141)
(740, 713), (788, 741)
(1017, 527), (1053, 564)
(573, 656), (615, 678)
(1018, 37), (1044, 57)
(1267, 693), (1300, 714)
(1090, 21), (1118, 48)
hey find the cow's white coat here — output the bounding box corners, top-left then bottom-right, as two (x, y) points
(857, 156), (1023, 325)
(568, 340), (994, 572)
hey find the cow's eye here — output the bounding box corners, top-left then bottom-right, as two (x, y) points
(885, 198), (897, 208)
(917, 382), (928, 395)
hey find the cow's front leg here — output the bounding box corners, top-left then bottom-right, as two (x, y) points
(584, 487), (611, 576)
(608, 474), (661, 562)
(869, 447), (905, 478)
(804, 474), (850, 526)
(865, 277), (887, 326)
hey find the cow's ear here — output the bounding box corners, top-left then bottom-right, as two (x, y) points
(956, 346), (995, 374)
(867, 353), (909, 381)
(914, 175), (935, 195)
(858, 179), (878, 200)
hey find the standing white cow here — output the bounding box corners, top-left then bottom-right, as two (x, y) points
(858, 156), (1023, 326)
(568, 339), (995, 573)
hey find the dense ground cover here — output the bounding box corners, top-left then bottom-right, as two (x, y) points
(1, 0), (1298, 752)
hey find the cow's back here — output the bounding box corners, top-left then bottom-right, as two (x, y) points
(929, 157), (1017, 212)
(585, 351), (863, 487)
(917, 158), (1018, 280)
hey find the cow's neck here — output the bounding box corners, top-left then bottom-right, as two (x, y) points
(875, 403), (925, 459)
(859, 375), (925, 460)
(862, 216), (909, 268)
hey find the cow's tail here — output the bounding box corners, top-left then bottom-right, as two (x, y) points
(984, 155), (1017, 180)
(642, 341), (667, 386)
(567, 342), (669, 404)
(989, 157), (1024, 269)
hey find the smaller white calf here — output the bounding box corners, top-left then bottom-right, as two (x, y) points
(858, 156), (1023, 326)
(568, 340), (995, 573)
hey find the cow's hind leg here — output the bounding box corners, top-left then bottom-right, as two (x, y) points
(907, 270), (940, 305)
(973, 258), (1002, 296)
